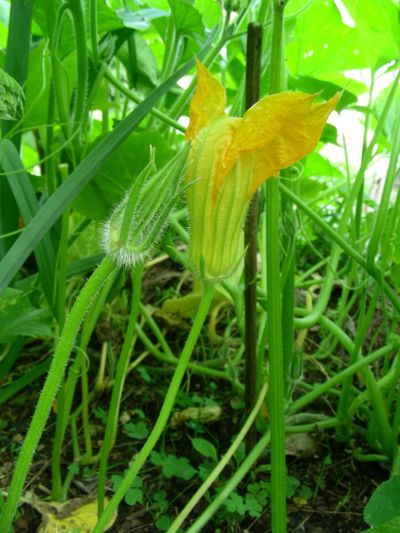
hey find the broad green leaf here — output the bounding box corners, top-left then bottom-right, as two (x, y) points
(169, 0), (204, 37)
(364, 476), (400, 527)
(286, 0), (371, 78)
(194, 0), (222, 29)
(363, 516), (400, 533)
(191, 437), (218, 462)
(117, 33), (159, 86)
(342, 0), (400, 70)
(288, 74), (358, 111)
(117, 7), (167, 30)
(74, 131), (174, 221)
(0, 288), (52, 343)
(123, 421), (149, 440)
(302, 152), (345, 180)
(33, 0), (123, 58)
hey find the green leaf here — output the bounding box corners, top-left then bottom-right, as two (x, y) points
(118, 33), (159, 86)
(125, 488), (143, 506)
(33, 0), (123, 58)
(191, 437), (218, 462)
(123, 421), (149, 440)
(341, 0), (400, 70)
(117, 7), (167, 30)
(156, 515), (172, 531)
(364, 475), (400, 527)
(223, 492), (246, 516)
(0, 288), (52, 343)
(150, 452), (197, 480)
(363, 516), (400, 533)
(194, 0), (222, 29)
(285, 0), (399, 81)
(286, 475), (300, 498)
(244, 493), (263, 518)
(169, 0), (204, 37)
(74, 131), (174, 221)
(288, 74), (358, 112)
(302, 152), (345, 180)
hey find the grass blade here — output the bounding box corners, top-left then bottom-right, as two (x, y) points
(0, 140), (56, 306)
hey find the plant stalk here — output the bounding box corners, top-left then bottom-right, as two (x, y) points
(244, 22), (263, 454)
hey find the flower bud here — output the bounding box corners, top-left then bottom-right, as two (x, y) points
(0, 68), (24, 121)
(102, 145), (189, 268)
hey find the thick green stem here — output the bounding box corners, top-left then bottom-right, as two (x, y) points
(266, 1), (287, 532)
(244, 22), (262, 453)
(0, 258), (116, 531)
(97, 265), (143, 514)
(94, 284), (214, 532)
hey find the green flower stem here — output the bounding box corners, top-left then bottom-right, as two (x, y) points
(267, 1), (287, 532)
(45, 89), (58, 197)
(336, 287), (392, 452)
(68, 0), (88, 142)
(46, 1), (74, 163)
(367, 112), (400, 267)
(0, 258), (116, 532)
(168, 382), (268, 533)
(186, 430), (271, 533)
(104, 67), (185, 133)
(89, 0), (100, 66)
(94, 283), (214, 532)
(288, 343), (397, 416)
(161, 17), (178, 81)
(280, 184), (400, 315)
(97, 265), (144, 515)
(138, 302), (175, 358)
(51, 268), (118, 499)
(134, 323), (242, 386)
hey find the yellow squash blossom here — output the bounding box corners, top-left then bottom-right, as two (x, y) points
(186, 61), (339, 283)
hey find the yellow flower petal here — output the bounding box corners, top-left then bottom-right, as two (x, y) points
(230, 92), (340, 196)
(185, 60), (227, 141)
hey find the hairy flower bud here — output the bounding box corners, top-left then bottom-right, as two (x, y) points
(102, 146), (189, 268)
(0, 68), (24, 121)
